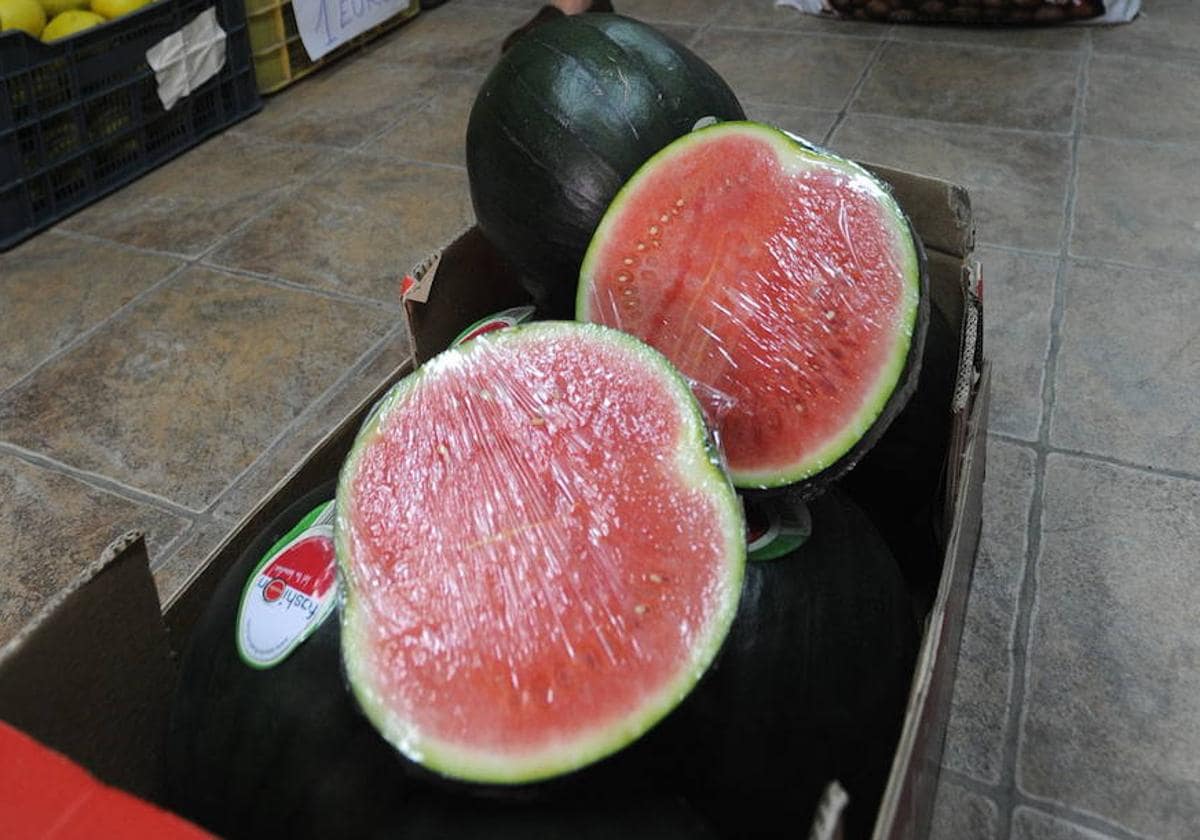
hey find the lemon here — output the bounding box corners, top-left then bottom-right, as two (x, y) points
(90, 0), (149, 19)
(0, 0), (46, 37)
(42, 8), (102, 39)
(40, 0), (90, 17)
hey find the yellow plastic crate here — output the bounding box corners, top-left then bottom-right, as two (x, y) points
(247, 0), (419, 93)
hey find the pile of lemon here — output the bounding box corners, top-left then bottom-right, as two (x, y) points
(0, 0), (154, 42)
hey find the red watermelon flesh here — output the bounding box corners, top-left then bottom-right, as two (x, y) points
(578, 122), (923, 489)
(336, 322), (745, 785)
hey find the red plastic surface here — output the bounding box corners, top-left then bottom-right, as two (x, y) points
(0, 720), (211, 839)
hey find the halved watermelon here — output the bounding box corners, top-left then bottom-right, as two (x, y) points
(578, 121), (927, 490)
(335, 322), (745, 785)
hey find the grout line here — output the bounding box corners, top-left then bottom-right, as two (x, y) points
(194, 151), (349, 264)
(52, 227), (198, 263)
(976, 241), (1198, 282)
(1012, 791), (1158, 840)
(989, 431), (1200, 485)
(823, 37), (889, 147)
(196, 261), (403, 314)
(0, 441), (202, 518)
(703, 21), (894, 43)
(0, 260), (190, 402)
(197, 323), (410, 521)
(825, 107), (1075, 141)
(938, 766), (1004, 802)
(343, 147), (467, 172)
(995, 27), (1093, 840)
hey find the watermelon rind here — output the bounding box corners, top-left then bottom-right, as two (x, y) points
(577, 121), (928, 492)
(335, 321), (745, 785)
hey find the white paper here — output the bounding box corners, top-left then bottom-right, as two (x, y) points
(292, 0), (414, 62)
(145, 7), (227, 111)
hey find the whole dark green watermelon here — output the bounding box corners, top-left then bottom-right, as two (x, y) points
(165, 482), (415, 838)
(165, 482), (717, 839)
(678, 489), (919, 839)
(466, 14), (745, 317)
(843, 301), (958, 591)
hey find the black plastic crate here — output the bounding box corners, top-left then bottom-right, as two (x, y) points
(0, 0), (260, 250)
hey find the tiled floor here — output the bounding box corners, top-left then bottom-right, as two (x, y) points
(1, 1), (1197, 837)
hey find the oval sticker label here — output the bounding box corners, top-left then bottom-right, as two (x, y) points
(746, 495), (812, 562)
(451, 305), (536, 347)
(236, 500), (338, 669)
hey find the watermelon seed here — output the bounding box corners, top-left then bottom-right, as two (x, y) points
(649, 225), (660, 236)
(617, 272), (630, 283)
(437, 444), (449, 456)
(623, 257), (634, 266)
(824, 310), (836, 321)
(659, 214), (669, 224)
(634, 604), (648, 615)
(648, 573), (663, 583)
(637, 241), (647, 251)
(794, 403), (805, 413)
(531, 415), (545, 426)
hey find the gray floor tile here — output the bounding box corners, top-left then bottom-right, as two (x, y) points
(618, 0), (724, 26)
(0, 452), (189, 645)
(367, 0), (531, 71)
(1011, 806), (1122, 840)
(743, 103), (839, 146)
(61, 132), (328, 259)
(212, 328), (410, 523)
(1050, 259), (1200, 474)
(0, 232), (181, 390)
(689, 28), (877, 109)
(360, 70), (484, 167)
(237, 57), (441, 151)
(830, 114), (1071, 252)
(852, 41), (1079, 133)
(1092, 0), (1200, 64)
(889, 22), (1088, 52)
(209, 156), (473, 304)
(978, 247), (1057, 441)
(1019, 454), (1200, 839)
(0, 268), (393, 510)
(1084, 53), (1200, 145)
(943, 438), (1035, 784)
(929, 779), (999, 840)
(1071, 136), (1200, 272)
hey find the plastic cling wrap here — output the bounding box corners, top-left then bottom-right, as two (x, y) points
(334, 322), (745, 786)
(578, 121), (928, 493)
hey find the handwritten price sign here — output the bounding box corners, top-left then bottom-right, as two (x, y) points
(293, 0), (415, 61)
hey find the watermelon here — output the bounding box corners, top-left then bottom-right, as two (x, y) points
(578, 121), (928, 491)
(678, 490), (918, 838)
(466, 14), (745, 317)
(335, 321), (745, 786)
(843, 302), (959, 590)
(166, 482), (414, 839)
(167, 482), (720, 839)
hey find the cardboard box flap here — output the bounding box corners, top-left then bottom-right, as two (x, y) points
(865, 164), (975, 260)
(0, 531), (174, 802)
(872, 364), (990, 840)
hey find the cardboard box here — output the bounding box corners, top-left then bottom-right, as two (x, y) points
(0, 163), (987, 840)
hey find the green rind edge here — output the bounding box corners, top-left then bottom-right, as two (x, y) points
(335, 321), (745, 785)
(576, 120), (923, 489)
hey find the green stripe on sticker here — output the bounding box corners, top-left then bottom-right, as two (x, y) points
(746, 495), (812, 562)
(451, 306), (537, 347)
